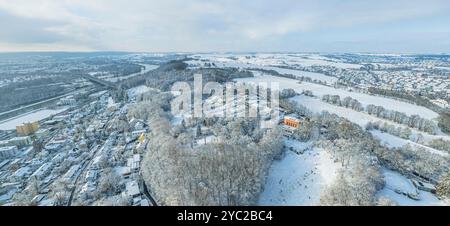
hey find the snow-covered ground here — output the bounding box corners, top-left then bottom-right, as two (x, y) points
(377, 168), (444, 206)
(235, 74), (438, 119)
(0, 108), (67, 130)
(259, 139), (340, 206)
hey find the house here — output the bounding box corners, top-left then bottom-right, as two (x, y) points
(131, 130), (146, 139)
(31, 162), (53, 180)
(51, 152), (66, 164)
(127, 154), (140, 173)
(13, 166), (31, 179)
(138, 133), (146, 143)
(58, 95), (76, 106)
(282, 115), (302, 137)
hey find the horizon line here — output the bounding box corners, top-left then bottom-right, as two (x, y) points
(0, 50), (449, 55)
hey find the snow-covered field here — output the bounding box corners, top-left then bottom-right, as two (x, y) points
(191, 53), (362, 69)
(188, 57), (339, 85)
(0, 108), (67, 130)
(370, 130), (448, 157)
(235, 74), (438, 119)
(259, 139), (340, 205)
(377, 168), (445, 206)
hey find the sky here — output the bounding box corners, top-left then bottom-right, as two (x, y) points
(0, 0), (449, 53)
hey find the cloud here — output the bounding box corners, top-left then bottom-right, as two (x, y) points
(0, 0), (448, 52)
(0, 8), (66, 43)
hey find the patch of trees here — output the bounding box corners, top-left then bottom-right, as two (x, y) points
(280, 99), (313, 117)
(367, 121), (450, 155)
(280, 88), (297, 99)
(438, 111), (450, 134)
(321, 95), (364, 111)
(293, 119), (316, 142)
(426, 138), (450, 154)
(374, 144), (450, 183)
(306, 111), (448, 204)
(135, 90), (284, 205)
(97, 167), (122, 196)
(157, 59), (188, 71)
(320, 165), (384, 206)
(436, 173), (450, 200)
(366, 104), (438, 134)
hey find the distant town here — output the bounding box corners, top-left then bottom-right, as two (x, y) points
(0, 52), (449, 206)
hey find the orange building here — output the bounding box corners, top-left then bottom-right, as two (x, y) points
(16, 122), (40, 136)
(284, 116), (300, 128)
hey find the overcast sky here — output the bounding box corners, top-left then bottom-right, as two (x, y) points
(0, 0), (449, 53)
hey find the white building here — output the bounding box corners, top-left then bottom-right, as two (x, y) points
(0, 146), (18, 160)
